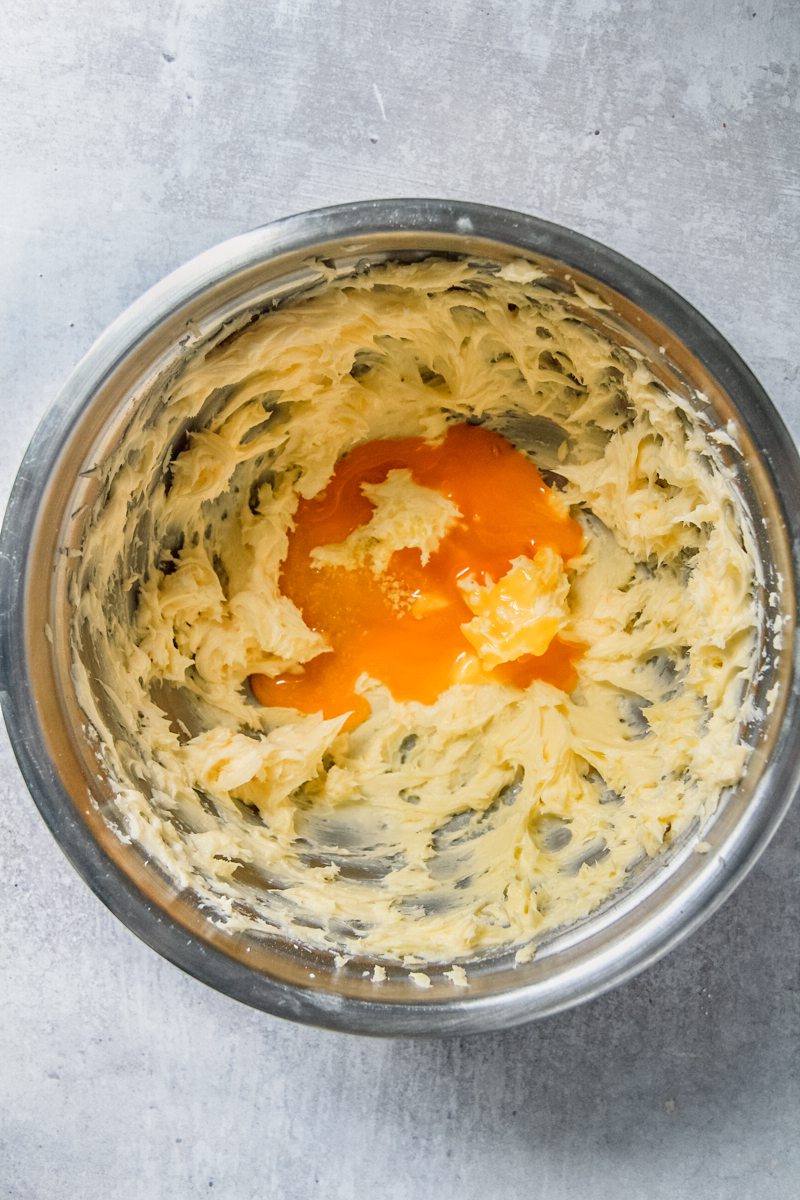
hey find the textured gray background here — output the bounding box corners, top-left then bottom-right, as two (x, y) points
(2, 1), (799, 1197)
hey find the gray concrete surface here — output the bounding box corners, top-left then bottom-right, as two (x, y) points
(2, 1), (799, 1196)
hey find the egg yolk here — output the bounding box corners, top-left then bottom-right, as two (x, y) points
(251, 423), (584, 728)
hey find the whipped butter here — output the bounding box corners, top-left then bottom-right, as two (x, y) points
(70, 257), (761, 968)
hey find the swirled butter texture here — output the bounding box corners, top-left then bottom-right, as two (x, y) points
(71, 258), (760, 968)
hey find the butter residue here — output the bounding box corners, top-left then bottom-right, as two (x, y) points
(444, 964), (469, 987)
(69, 256), (762, 968)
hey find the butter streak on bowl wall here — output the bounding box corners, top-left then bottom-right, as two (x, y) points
(1, 201), (797, 1035)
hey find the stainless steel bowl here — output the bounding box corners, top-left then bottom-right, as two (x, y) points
(2, 199), (798, 1036)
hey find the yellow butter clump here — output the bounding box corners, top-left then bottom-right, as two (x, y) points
(310, 468), (461, 575)
(459, 549), (570, 668)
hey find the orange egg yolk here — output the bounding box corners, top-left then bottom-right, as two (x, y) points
(251, 423), (585, 728)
